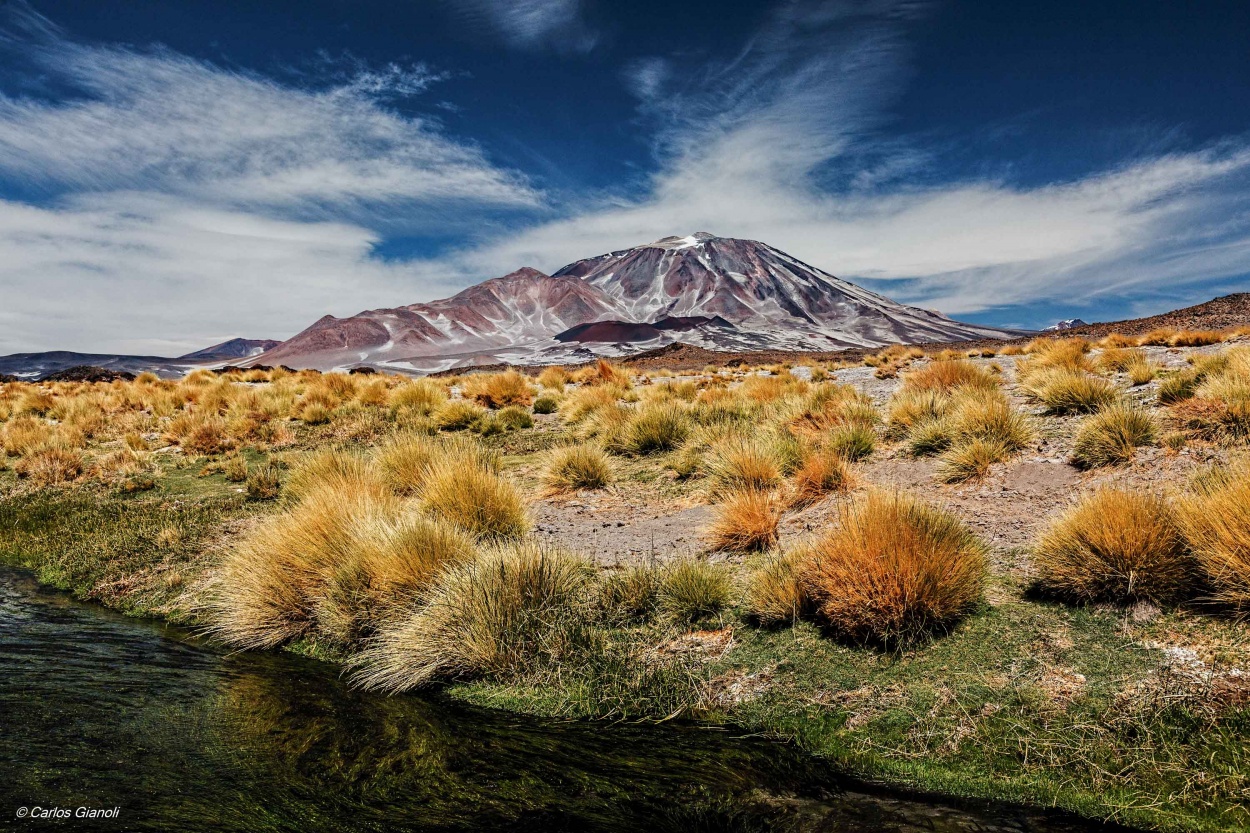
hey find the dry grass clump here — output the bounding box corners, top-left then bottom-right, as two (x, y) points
(284, 448), (376, 500)
(1168, 329), (1226, 347)
(1022, 337), (1093, 372)
(1070, 402), (1157, 469)
(800, 490), (986, 645)
(703, 434), (786, 495)
(532, 393), (560, 414)
(618, 401), (691, 455)
(209, 486), (396, 648)
(389, 379), (447, 417)
(433, 399), (485, 431)
(537, 366), (570, 390)
(558, 384), (623, 425)
(544, 444), (613, 492)
(350, 543), (591, 692)
(1097, 347), (1160, 385)
(14, 446), (83, 486)
(745, 548), (814, 625)
(1033, 489), (1193, 604)
(1163, 348), (1250, 440)
(789, 447), (853, 507)
(246, 464), (282, 500)
(900, 359), (998, 392)
(935, 437), (1011, 483)
(582, 358), (631, 388)
(1178, 464), (1250, 610)
(372, 432), (438, 493)
(598, 565), (662, 623)
(704, 487), (781, 552)
(1019, 369), (1119, 415)
(2, 415), (54, 456)
(461, 370), (534, 409)
(420, 454), (529, 540)
(658, 559), (732, 622)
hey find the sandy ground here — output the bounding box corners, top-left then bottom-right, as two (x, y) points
(523, 343), (1238, 575)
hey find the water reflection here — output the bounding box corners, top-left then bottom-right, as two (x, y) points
(0, 567), (1122, 832)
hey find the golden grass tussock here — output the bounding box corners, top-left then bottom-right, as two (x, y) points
(1033, 488), (1194, 604)
(349, 543), (591, 692)
(789, 447), (853, 507)
(419, 455), (529, 540)
(461, 370), (534, 409)
(1070, 402), (1157, 469)
(745, 547), (814, 625)
(703, 433), (785, 496)
(900, 359), (998, 392)
(800, 490), (986, 645)
(537, 366), (570, 390)
(284, 448), (379, 501)
(209, 485), (400, 648)
(1177, 464), (1250, 609)
(704, 487), (781, 552)
(1019, 368), (1119, 415)
(598, 565), (662, 623)
(618, 401), (691, 454)
(935, 437), (1011, 483)
(433, 399), (485, 431)
(371, 432), (500, 496)
(389, 379), (448, 416)
(544, 444), (614, 492)
(658, 559), (732, 622)
(589, 358), (631, 388)
(558, 384), (622, 425)
(14, 446), (84, 486)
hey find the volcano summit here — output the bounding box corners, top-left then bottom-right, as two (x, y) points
(258, 233), (1016, 372)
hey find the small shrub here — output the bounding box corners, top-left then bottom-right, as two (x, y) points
(246, 464), (282, 500)
(789, 448), (852, 507)
(434, 399), (485, 431)
(827, 423), (875, 461)
(350, 543), (591, 692)
(533, 394), (560, 414)
(1070, 403), (1157, 469)
(420, 457), (529, 539)
(1033, 488), (1194, 604)
(496, 405), (534, 430)
(745, 548), (813, 625)
(462, 370), (534, 409)
(1178, 465), (1250, 609)
(1022, 369), (1119, 415)
(224, 455), (249, 483)
(598, 565), (662, 623)
(936, 438), (1011, 483)
(800, 490), (986, 645)
(704, 487), (781, 552)
(659, 560), (732, 622)
(544, 444), (613, 491)
(620, 402), (690, 455)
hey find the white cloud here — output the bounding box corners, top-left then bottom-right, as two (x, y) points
(453, 0), (597, 53)
(0, 192), (470, 354)
(0, 9), (536, 354)
(424, 0), (1250, 321)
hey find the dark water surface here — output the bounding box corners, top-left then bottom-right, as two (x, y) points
(0, 567), (1125, 832)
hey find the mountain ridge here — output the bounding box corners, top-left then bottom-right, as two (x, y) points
(255, 232), (1019, 371)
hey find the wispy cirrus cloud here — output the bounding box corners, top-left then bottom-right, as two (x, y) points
(0, 5), (538, 353)
(438, 0), (1250, 323)
(450, 0), (598, 53)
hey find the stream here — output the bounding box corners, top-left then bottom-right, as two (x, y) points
(0, 566), (1128, 832)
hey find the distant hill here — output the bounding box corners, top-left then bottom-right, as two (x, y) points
(179, 338), (280, 362)
(0, 336), (279, 380)
(1050, 294), (1250, 339)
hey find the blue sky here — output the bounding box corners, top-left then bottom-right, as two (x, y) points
(1, 0), (1248, 353)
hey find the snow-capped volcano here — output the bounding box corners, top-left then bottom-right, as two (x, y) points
(257, 234), (1018, 371)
